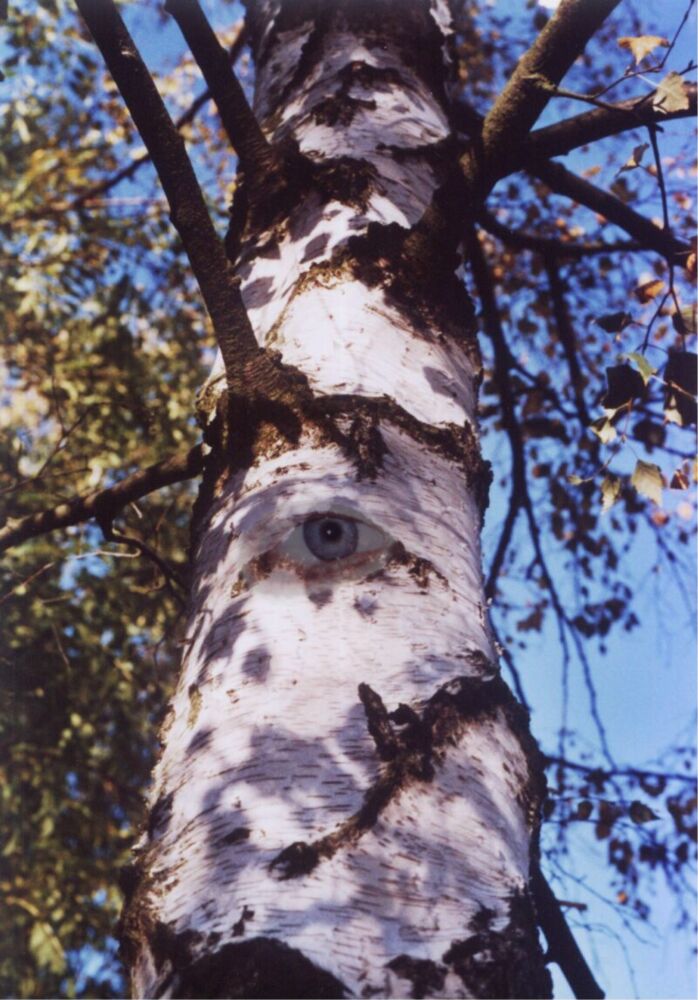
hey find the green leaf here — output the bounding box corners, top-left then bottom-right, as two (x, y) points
(29, 921), (66, 976)
(631, 460), (663, 505)
(600, 474), (622, 512)
(624, 352), (657, 385)
(567, 474), (584, 485)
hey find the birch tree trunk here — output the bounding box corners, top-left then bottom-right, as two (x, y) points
(121, 2), (551, 996)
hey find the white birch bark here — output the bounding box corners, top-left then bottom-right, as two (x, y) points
(122, 3), (550, 997)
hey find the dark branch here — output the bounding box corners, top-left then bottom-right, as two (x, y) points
(455, 99), (692, 267)
(461, 0), (621, 197)
(485, 492), (521, 603)
(70, 22), (246, 214)
(531, 865), (605, 999)
(533, 158), (691, 268)
(478, 210), (639, 258)
(543, 255), (591, 427)
(526, 83), (697, 160)
(544, 753), (698, 787)
(74, 0), (259, 388)
(164, 0), (273, 176)
(0, 444), (206, 553)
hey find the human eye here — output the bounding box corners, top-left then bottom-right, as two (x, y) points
(277, 512), (389, 569)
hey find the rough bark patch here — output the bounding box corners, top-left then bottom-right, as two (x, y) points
(442, 892), (553, 999)
(270, 672), (545, 879)
(167, 936), (349, 999)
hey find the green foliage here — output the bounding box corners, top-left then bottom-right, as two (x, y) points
(0, 3), (214, 994)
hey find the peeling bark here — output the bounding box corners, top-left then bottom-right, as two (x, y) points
(123, 2), (551, 997)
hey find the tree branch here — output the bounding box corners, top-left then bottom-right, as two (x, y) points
(0, 444), (206, 553)
(543, 753), (698, 787)
(74, 0), (259, 388)
(526, 83), (697, 161)
(532, 158), (691, 267)
(478, 210), (639, 258)
(164, 0), (273, 176)
(543, 255), (591, 427)
(456, 97), (691, 267)
(531, 865), (605, 1000)
(461, 0), (621, 197)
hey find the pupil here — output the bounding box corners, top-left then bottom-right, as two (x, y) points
(322, 520), (342, 542)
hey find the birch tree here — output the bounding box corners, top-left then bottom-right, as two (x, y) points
(2, 0), (695, 997)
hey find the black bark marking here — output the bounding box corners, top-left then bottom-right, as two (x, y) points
(442, 892), (553, 999)
(147, 790), (175, 840)
(232, 904), (255, 937)
(220, 826), (251, 846)
(307, 588), (333, 608)
(186, 726), (213, 753)
(358, 682), (400, 760)
(269, 840), (320, 879)
(139, 920), (349, 999)
(386, 542), (448, 590)
(270, 673), (541, 881)
(172, 937), (349, 998)
(386, 955), (446, 999)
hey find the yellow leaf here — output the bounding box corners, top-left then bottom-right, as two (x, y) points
(634, 278), (665, 303)
(631, 459), (663, 506)
(653, 72), (690, 113)
(618, 35), (669, 64)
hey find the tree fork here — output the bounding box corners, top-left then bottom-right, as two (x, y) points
(74, 0), (260, 393)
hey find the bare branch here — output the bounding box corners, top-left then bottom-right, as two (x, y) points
(544, 753), (698, 787)
(533, 158), (691, 267)
(74, 0), (259, 387)
(164, 0), (273, 176)
(478, 210), (639, 258)
(526, 83), (697, 160)
(0, 444), (206, 553)
(543, 255), (591, 427)
(461, 0), (621, 197)
(456, 98), (691, 266)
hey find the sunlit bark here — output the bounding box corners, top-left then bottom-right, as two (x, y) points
(122, 3), (550, 997)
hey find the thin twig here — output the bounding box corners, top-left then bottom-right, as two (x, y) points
(543, 753), (697, 787)
(478, 210), (639, 258)
(543, 255), (592, 428)
(533, 158), (691, 267)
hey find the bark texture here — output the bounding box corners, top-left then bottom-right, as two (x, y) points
(122, 2), (551, 997)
